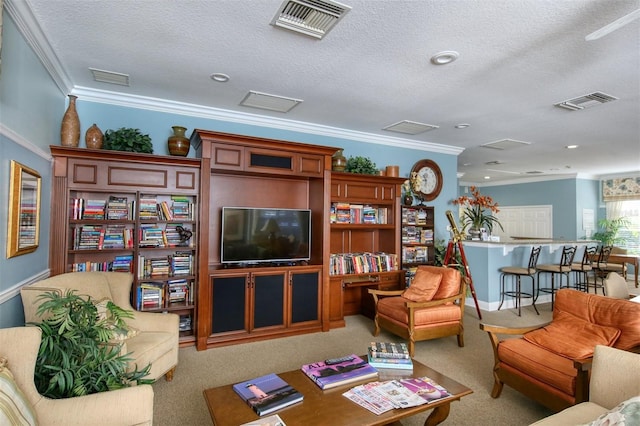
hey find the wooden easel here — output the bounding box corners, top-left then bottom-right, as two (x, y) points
(444, 210), (482, 320)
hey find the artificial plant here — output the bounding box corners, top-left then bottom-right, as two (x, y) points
(345, 156), (378, 175)
(591, 217), (631, 246)
(31, 290), (151, 399)
(103, 127), (153, 153)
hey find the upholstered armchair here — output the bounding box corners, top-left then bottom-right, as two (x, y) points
(0, 326), (154, 425)
(21, 271), (179, 382)
(368, 266), (467, 357)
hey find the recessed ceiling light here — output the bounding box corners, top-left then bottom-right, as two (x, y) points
(430, 51), (459, 65)
(484, 176), (491, 180)
(566, 145), (578, 149)
(455, 123), (470, 129)
(210, 73), (230, 83)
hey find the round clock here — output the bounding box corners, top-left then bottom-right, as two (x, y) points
(410, 159), (443, 201)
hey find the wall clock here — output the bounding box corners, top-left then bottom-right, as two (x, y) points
(410, 159), (443, 201)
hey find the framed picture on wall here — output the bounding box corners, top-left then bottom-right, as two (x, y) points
(7, 160), (42, 258)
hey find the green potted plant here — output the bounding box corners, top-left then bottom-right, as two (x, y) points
(451, 186), (504, 236)
(30, 290), (151, 399)
(103, 127), (153, 153)
(591, 217), (630, 246)
(345, 156), (378, 175)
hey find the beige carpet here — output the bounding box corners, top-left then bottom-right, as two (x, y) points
(152, 301), (560, 425)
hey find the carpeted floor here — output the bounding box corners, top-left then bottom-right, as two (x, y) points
(151, 279), (638, 425)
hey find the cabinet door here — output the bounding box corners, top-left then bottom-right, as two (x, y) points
(289, 270), (321, 326)
(211, 274), (248, 334)
(252, 272), (286, 330)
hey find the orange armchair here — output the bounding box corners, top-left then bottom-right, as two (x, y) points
(368, 266), (467, 357)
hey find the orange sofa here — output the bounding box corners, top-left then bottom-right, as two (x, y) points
(481, 288), (640, 412)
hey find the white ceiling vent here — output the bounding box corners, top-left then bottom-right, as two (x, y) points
(240, 91), (303, 113)
(89, 68), (129, 86)
(480, 139), (531, 150)
(555, 92), (618, 111)
(383, 120), (439, 135)
(271, 0), (351, 39)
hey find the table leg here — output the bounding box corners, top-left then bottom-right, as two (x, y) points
(424, 402), (451, 426)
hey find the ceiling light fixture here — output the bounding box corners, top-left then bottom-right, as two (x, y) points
(484, 176), (491, 180)
(210, 73), (230, 83)
(454, 123), (470, 129)
(430, 51), (459, 65)
(566, 145), (578, 149)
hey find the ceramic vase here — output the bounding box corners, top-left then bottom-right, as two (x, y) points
(85, 123), (103, 149)
(332, 149), (347, 171)
(403, 194), (414, 206)
(60, 95), (80, 147)
(168, 126), (190, 156)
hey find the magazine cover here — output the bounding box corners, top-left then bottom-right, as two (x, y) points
(399, 376), (451, 403)
(301, 354), (378, 389)
(233, 373), (303, 416)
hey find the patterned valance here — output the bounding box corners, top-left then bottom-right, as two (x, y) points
(602, 177), (640, 201)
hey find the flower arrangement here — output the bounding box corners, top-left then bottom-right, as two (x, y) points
(402, 172), (424, 202)
(451, 186), (504, 234)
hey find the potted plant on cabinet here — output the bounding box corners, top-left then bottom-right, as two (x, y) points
(30, 290), (151, 398)
(103, 127), (153, 154)
(345, 156), (378, 175)
(452, 186), (504, 239)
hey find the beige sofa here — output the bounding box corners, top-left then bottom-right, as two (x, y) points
(21, 272), (179, 382)
(0, 326), (154, 425)
(530, 345), (640, 425)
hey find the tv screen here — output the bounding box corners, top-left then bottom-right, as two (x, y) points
(221, 207), (311, 265)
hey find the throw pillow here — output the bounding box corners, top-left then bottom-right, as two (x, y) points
(94, 298), (139, 341)
(402, 268), (442, 302)
(524, 311), (621, 359)
(0, 357), (38, 426)
(586, 395), (640, 426)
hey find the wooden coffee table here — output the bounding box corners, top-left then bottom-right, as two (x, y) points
(203, 357), (472, 426)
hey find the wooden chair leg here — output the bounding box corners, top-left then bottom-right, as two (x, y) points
(373, 316), (381, 336)
(491, 379), (504, 398)
(408, 340), (415, 358)
(457, 332), (464, 347)
(165, 366), (176, 382)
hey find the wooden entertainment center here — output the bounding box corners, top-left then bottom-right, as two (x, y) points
(49, 130), (408, 350)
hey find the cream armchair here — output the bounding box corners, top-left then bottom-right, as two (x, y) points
(21, 272), (178, 382)
(0, 326), (154, 425)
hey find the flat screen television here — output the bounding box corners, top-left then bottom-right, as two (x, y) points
(221, 207), (311, 265)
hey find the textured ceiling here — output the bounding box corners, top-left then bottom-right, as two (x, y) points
(18, 0), (640, 184)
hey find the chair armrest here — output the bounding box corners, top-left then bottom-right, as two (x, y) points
(368, 289), (405, 297)
(128, 310), (180, 334)
(405, 292), (464, 309)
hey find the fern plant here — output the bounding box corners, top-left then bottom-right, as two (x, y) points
(31, 290), (151, 399)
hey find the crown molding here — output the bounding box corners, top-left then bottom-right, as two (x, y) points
(0, 123), (52, 160)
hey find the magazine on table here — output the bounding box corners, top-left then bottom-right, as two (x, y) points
(233, 373), (303, 416)
(301, 354), (378, 390)
(399, 376), (451, 403)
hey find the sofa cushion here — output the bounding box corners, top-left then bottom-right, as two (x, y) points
(402, 268), (442, 302)
(377, 296), (462, 325)
(418, 266), (461, 300)
(588, 295), (640, 351)
(586, 395), (640, 426)
(498, 338), (579, 395)
(524, 311), (621, 359)
(0, 357), (37, 426)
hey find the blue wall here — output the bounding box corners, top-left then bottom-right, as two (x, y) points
(0, 14), (60, 327)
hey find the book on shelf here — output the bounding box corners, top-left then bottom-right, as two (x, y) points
(367, 354), (413, 370)
(239, 414), (286, 426)
(232, 373), (303, 417)
(368, 342), (410, 359)
(301, 354), (378, 390)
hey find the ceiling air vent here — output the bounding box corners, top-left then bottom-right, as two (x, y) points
(480, 139), (530, 150)
(271, 0), (351, 39)
(555, 92), (618, 111)
(240, 91), (303, 113)
(89, 68), (130, 86)
(383, 120), (439, 135)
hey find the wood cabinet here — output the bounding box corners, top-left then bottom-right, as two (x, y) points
(208, 266), (321, 346)
(328, 172), (405, 327)
(401, 205), (435, 285)
(49, 146), (200, 345)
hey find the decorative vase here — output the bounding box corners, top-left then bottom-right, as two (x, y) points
(168, 126), (190, 156)
(468, 228), (482, 240)
(60, 95), (80, 147)
(332, 149), (347, 171)
(403, 194), (414, 206)
(84, 123), (103, 149)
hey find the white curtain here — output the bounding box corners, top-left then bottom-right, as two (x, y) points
(605, 200), (624, 219)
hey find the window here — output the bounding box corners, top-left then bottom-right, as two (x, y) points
(616, 200), (640, 255)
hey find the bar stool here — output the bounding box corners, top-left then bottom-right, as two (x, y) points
(499, 246), (541, 316)
(536, 245), (577, 309)
(570, 245), (597, 292)
(590, 245), (613, 295)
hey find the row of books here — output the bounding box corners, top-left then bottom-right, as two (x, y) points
(69, 254), (133, 273)
(402, 226), (434, 244)
(401, 207), (430, 226)
(328, 252), (398, 275)
(135, 279), (195, 310)
(402, 246), (430, 263)
(232, 342), (449, 418)
(137, 251), (194, 278)
(138, 223), (194, 248)
(330, 203), (389, 225)
(71, 225), (135, 250)
(69, 195), (194, 221)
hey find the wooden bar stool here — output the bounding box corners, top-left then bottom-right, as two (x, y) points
(536, 245), (577, 309)
(570, 245), (597, 292)
(498, 246), (541, 316)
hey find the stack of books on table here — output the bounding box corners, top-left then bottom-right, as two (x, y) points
(301, 354), (378, 390)
(232, 373), (303, 417)
(367, 342), (413, 371)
